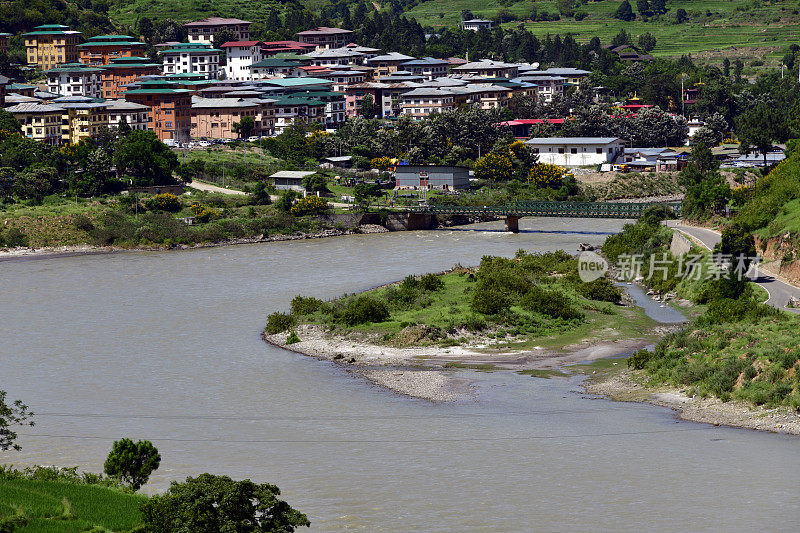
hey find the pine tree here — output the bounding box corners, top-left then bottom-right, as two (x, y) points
(614, 0), (635, 21)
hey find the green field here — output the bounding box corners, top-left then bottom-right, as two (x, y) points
(109, 0), (285, 27)
(0, 478), (145, 532)
(407, 0), (800, 59)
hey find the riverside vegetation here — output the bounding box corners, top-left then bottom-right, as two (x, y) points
(604, 208), (800, 410)
(265, 249), (661, 351)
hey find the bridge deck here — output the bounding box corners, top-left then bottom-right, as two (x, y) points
(409, 201), (682, 219)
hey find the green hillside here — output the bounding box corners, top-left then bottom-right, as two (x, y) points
(406, 0), (800, 59)
(108, 0), (284, 27)
(0, 478), (145, 532)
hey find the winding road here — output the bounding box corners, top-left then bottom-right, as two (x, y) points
(670, 222), (800, 312)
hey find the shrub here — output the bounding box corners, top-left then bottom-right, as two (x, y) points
(144, 193), (181, 212)
(265, 312), (297, 334)
(471, 285), (512, 315)
(286, 331), (300, 344)
(290, 196), (329, 217)
(419, 273), (444, 291)
(576, 278), (623, 303)
(528, 163), (564, 188)
(189, 203), (214, 223)
(337, 295), (390, 325)
(73, 214), (94, 231)
(370, 156), (393, 171)
(520, 286), (584, 320)
(473, 153), (513, 182)
(0, 227), (29, 248)
(291, 295), (326, 316)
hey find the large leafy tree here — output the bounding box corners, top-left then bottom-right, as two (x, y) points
(140, 473), (310, 533)
(736, 101), (785, 166)
(104, 438), (161, 490)
(233, 116), (256, 139)
(113, 130), (179, 186)
(0, 109), (21, 140)
(0, 390), (34, 451)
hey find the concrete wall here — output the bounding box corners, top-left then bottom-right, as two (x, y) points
(669, 230), (693, 257)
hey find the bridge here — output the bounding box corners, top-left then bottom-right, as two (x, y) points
(408, 201), (682, 232)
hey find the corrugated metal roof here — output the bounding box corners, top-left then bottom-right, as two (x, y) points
(525, 137), (622, 144)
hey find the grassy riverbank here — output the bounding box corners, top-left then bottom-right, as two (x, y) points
(266, 250), (659, 360)
(0, 191), (343, 253)
(0, 466), (145, 532)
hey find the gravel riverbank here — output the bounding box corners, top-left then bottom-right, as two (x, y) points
(586, 367), (800, 435)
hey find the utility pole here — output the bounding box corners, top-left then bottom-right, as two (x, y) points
(680, 73), (685, 117)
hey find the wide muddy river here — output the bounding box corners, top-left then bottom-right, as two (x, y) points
(2, 218), (799, 531)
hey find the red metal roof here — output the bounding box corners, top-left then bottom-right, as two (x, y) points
(221, 41), (262, 48)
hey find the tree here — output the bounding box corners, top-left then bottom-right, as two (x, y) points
(638, 32), (657, 53)
(675, 8), (688, 23)
(0, 390), (34, 451)
(353, 182), (382, 211)
(113, 130), (179, 186)
(138, 16), (154, 42)
(736, 101), (784, 167)
(614, 0), (635, 21)
(473, 153), (513, 182)
(13, 167), (59, 203)
(302, 173), (328, 193)
(289, 196), (329, 216)
(233, 116), (256, 139)
(104, 438), (161, 491)
(636, 0), (650, 17)
(692, 126), (720, 148)
(275, 190), (299, 212)
(212, 29), (236, 52)
(360, 94), (379, 119)
(0, 109), (21, 140)
(611, 28), (632, 47)
(139, 473), (310, 533)
(250, 181), (272, 205)
(652, 0), (667, 15)
(714, 222), (757, 299)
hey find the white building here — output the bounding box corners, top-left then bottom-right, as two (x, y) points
(221, 41), (263, 81)
(162, 43), (221, 80)
(524, 137), (626, 167)
(401, 57), (449, 80)
(451, 59), (519, 79)
(184, 17), (252, 45)
(401, 87), (455, 120)
(45, 63), (102, 98)
(461, 19), (493, 32)
(105, 99), (150, 131)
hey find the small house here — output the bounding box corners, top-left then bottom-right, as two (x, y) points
(270, 170), (316, 191)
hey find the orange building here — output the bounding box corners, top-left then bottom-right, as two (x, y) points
(24, 24), (81, 70)
(100, 56), (162, 99)
(190, 96), (275, 139)
(124, 81), (192, 143)
(78, 35), (147, 66)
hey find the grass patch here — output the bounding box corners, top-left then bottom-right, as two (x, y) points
(517, 368), (570, 378)
(443, 362), (498, 371)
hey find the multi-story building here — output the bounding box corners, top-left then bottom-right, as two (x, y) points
(345, 82), (412, 118)
(184, 17), (251, 45)
(54, 97), (109, 145)
(295, 90), (346, 129)
(294, 27), (353, 51)
(78, 35), (147, 66)
(249, 57), (306, 80)
(161, 43), (221, 80)
(524, 137), (625, 167)
(100, 56), (162, 99)
(401, 88), (454, 120)
(124, 82), (193, 142)
(0, 74), (9, 107)
(460, 19), (493, 32)
(271, 95), (325, 134)
(366, 52), (415, 78)
(401, 57), (449, 80)
(306, 47), (365, 67)
(4, 102), (65, 144)
(322, 69), (366, 92)
(46, 63), (103, 97)
(221, 41), (263, 80)
(0, 33), (10, 54)
(260, 40), (317, 57)
(105, 99), (151, 131)
(190, 96), (275, 139)
(451, 59), (519, 79)
(24, 24), (82, 70)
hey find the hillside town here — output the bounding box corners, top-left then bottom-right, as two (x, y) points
(1, 17), (784, 174)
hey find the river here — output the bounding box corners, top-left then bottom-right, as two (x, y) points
(2, 218), (799, 531)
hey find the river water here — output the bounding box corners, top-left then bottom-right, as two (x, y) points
(2, 218), (799, 532)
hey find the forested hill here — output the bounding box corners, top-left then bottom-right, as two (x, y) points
(0, 0), (116, 36)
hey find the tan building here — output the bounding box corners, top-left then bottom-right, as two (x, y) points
(24, 24), (82, 70)
(400, 88), (454, 120)
(190, 96), (274, 139)
(184, 17), (251, 44)
(0, 33), (10, 54)
(4, 102), (65, 144)
(295, 27), (353, 51)
(55, 99), (109, 145)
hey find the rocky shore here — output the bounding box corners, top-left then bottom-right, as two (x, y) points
(585, 367), (800, 435)
(262, 324), (659, 402)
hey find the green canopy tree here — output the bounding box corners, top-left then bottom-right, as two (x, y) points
(0, 109), (21, 140)
(0, 390), (34, 451)
(736, 101), (785, 167)
(113, 130), (179, 186)
(614, 1), (635, 22)
(140, 473), (310, 533)
(233, 116), (256, 139)
(104, 438), (161, 490)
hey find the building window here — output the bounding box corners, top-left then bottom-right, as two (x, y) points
(570, 148), (577, 154)
(558, 148), (565, 154)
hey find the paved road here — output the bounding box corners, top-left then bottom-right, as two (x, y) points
(670, 221), (800, 312)
(187, 180), (247, 195)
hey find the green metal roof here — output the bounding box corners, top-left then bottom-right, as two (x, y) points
(270, 95), (325, 106)
(124, 88), (192, 95)
(88, 34), (135, 40)
(262, 77), (331, 87)
(78, 40), (146, 48)
(46, 63), (104, 73)
(250, 58), (302, 68)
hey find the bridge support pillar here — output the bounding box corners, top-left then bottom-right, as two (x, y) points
(505, 216), (520, 233)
